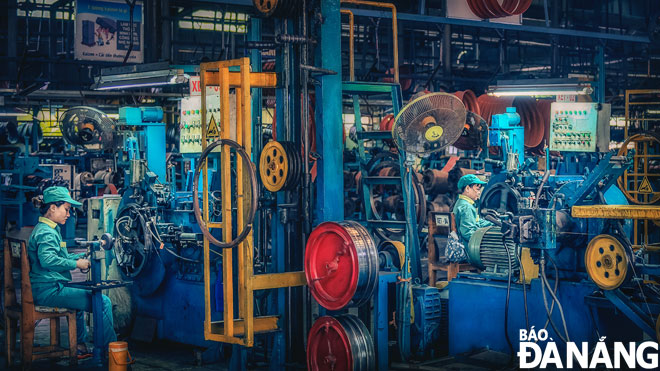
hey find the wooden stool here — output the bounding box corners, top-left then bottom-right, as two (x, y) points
(3, 234), (77, 369)
(427, 212), (479, 286)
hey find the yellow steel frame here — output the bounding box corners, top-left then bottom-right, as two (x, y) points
(622, 89), (660, 252)
(199, 58), (307, 347)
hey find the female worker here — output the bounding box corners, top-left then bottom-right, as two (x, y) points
(453, 174), (493, 246)
(28, 186), (116, 357)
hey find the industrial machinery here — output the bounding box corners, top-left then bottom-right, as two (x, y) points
(306, 84), (468, 369)
(448, 101), (660, 361)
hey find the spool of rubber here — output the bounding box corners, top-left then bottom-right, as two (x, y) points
(307, 315), (375, 371)
(108, 341), (134, 371)
(453, 90), (480, 115)
(423, 169), (449, 194)
(0, 121), (19, 144)
(305, 221), (378, 310)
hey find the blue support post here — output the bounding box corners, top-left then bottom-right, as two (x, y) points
(376, 272), (398, 370)
(91, 254), (104, 365)
(144, 124), (167, 181)
(315, 0), (343, 223)
(596, 45), (605, 104)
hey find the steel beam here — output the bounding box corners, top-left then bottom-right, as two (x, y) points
(602, 289), (656, 339)
(571, 205), (660, 219)
(345, 9), (651, 43)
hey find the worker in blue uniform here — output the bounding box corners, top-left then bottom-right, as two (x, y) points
(28, 186), (116, 357)
(453, 174), (492, 246)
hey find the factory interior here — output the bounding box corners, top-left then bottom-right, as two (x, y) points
(1, 0), (660, 370)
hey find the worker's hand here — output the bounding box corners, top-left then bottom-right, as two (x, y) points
(76, 259), (91, 270)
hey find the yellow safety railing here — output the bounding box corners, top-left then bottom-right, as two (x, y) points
(199, 58), (307, 346)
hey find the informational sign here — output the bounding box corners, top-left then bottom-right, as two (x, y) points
(189, 76), (221, 96)
(207, 116), (220, 138)
(75, 0), (144, 63)
(639, 177), (653, 194)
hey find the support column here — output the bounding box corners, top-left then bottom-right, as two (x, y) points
(161, 0), (171, 61)
(315, 0), (343, 223)
(8, 0), (17, 82)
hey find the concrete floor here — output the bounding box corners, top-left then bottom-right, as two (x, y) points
(2, 248), (510, 370)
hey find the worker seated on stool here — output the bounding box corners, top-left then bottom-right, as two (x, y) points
(453, 174), (492, 247)
(28, 186), (117, 357)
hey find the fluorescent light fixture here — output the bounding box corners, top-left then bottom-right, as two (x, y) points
(92, 62), (189, 90)
(487, 79), (593, 97)
(0, 107), (30, 117)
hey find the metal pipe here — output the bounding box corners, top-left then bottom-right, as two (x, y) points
(340, 9), (355, 81)
(341, 0), (398, 83)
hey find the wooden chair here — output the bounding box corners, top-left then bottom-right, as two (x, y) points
(3, 234), (77, 369)
(427, 212), (478, 287)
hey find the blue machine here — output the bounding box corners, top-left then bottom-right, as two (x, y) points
(490, 107), (524, 169)
(448, 106), (658, 361)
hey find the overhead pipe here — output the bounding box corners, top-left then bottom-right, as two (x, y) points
(340, 9), (355, 81)
(341, 0), (398, 83)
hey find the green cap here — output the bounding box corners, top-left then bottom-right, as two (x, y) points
(457, 174), (487, 190)
(43, 186), (82, 207)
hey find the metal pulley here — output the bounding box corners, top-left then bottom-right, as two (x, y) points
(307, 315), (375, 371)
(584, 234), (630, 290)
(259, 141), (302, 192)
(304, 221), (378, 310)
(252, 0), (301, 18)
(378, 240), (405, 271)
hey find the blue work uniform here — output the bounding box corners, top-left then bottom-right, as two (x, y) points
(452, 195), (493, 246)
(27, 217), (117, 349)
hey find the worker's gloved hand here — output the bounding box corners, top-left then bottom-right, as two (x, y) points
(76, 259), (91, 270)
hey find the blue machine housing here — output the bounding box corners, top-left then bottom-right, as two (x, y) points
(449, 124), (645, 360)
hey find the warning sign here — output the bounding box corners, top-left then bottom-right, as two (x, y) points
(207, 116), (219, 138)
(638, 177), (653, 194)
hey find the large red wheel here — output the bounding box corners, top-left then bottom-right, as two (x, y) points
(307, 315), (375, 371)
(304, 221), (378, 310)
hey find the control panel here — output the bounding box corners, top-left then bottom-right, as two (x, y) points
(549, 102), (602, 152)
(179, 95), (221, 153)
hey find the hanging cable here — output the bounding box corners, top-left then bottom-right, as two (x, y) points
(502, 237), (514, 365)
(542, 252), (571, 342)
(540, 253), (568, 343)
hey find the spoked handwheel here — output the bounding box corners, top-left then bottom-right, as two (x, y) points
(192, 139), (259, 249)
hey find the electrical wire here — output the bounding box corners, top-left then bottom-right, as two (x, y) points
(502, 237), (514, 365)
(542, 253), (571, 342)
(540, 258), (568, 343)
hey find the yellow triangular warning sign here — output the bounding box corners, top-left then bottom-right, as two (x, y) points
(638, 176), (653, 194)
(207, 116), (220, 138)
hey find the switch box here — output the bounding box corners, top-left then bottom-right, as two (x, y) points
(549, 102), (610, 152)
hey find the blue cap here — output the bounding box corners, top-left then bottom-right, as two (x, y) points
(457, 174), (487, 190)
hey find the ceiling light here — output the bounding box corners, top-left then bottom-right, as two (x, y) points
(487, 79), (593, 97)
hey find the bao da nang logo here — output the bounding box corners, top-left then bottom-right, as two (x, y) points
(517, 327), (659, 369)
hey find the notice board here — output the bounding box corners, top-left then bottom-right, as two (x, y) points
(75, 0), (144, 63)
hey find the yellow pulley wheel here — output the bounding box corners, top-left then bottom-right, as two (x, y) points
(260, 141), (289, 192)
(585, 234), (629, 290)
